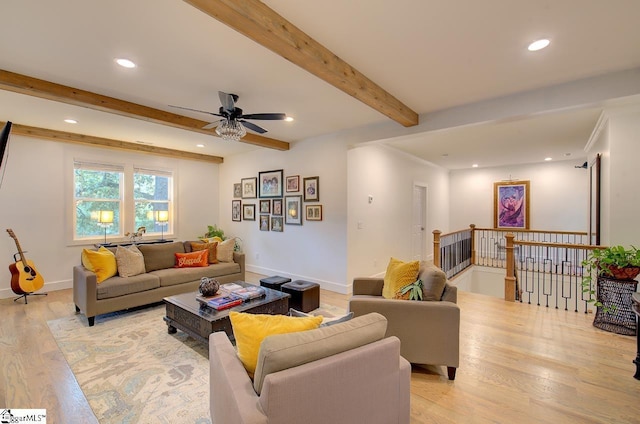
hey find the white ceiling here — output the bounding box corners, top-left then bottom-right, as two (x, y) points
(1, 0), (639, 168)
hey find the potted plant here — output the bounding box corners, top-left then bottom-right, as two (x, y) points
(581, 245), (640, 311)
(202, 224), (226, 241)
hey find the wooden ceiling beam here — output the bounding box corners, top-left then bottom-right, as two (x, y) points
(0, 69), (289, 151)
(182, 0), (419, 127)
(8, 122), (224, 164)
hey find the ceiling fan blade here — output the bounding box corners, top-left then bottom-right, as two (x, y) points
(218, 91), (236, 112)
(240, 113), (287, 120)
(239, 120), (267, 134)
(202, 120), (222, 130)
(169, 104), (222, 117)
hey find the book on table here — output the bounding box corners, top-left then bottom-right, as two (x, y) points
(232, 285), (266, 301)
(220, 282), (243, 293)
(205, 294), (243, 310)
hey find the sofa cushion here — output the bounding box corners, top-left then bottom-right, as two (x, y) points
(419, 262), (447, 301)
(175, 250), (209, 268)
(229, 311), (323, 378)
(150, 262), (241, 287)
(82, 247), (118, 283)
(253, 312), (388, 394)
(217, 238), (235, 262)
(115, 245), (146, 277)
(138, 242), (185, 272)
(96, 273), (160, 300)
(382, 257), (419, 299)
(289, 308), (354, 327)
(190, 241), (219, 264)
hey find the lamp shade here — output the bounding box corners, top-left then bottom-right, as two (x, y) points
(157, 211), (169, 222)
(98, 210), (114, 224)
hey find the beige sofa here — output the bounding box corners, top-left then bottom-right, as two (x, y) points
(209, 312), (411, 424)
(73, 241), (245, 326)
(349, 276), (460, 380)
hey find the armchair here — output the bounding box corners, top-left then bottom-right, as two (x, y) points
(209, 312), (411, 424)
(349, 277), (460, 380)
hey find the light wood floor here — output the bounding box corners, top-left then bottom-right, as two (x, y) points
(1, 272), (638, 423)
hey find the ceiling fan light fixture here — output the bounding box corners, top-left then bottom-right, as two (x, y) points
(215, 119), (246, 141)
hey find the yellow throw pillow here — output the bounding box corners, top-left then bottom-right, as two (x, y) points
(81, 246), (117, 283)
(190, 241), (219, 264)
(229, 311), (323, 377)
(382, 257), (420, 299)
(216, 238), (235, 263)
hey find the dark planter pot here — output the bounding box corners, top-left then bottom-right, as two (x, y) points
(600, 264), (640, 281)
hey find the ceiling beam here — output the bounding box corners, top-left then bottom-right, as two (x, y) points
(8, 122), (224, 164)
(182, 0), (419, 127)
(0, 69), (289, 151)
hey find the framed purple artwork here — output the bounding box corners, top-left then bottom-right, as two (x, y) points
(493, 180), (530, 229)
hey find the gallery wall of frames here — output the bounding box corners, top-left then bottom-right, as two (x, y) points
(231, 169), (322, 232)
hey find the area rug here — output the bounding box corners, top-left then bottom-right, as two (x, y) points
(47, 303), (347, 424)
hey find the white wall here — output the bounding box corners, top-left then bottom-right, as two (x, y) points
(346, 144), (450, 284)
(219, 134), (349, 293)
(449, 160), (589, 232)
(0, 134), (219, 298)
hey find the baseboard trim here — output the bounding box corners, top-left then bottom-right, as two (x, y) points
(246, 265), (350, 294)
(0, 279), (72, 299)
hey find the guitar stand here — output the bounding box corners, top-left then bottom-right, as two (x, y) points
(14, 292), (47, 304)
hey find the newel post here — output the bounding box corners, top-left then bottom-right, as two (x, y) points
(469, 224), (476, 265)
(433, 230), (441, 268)
(504, 233), (516, 302)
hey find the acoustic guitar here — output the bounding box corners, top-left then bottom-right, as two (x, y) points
(7, 229), (45, 294)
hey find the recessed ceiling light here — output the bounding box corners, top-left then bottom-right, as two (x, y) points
(544, 157), (553, 161)
(64, 118), (77, 124)
(115, 58), (136, 68)
(472, 164), (479, 168)
(528, 39), (550, 52)
(196, 144), (205, 148)
(284, 116), (294, 122)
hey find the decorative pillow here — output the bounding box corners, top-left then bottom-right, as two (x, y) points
(81, 246), (117, 283)
(229, 311), (323, 377)
(253, 312), (388, 394)
(419, 262), (447, 301)
(289, 308), (354, 327)
(216, 238), (235, 263)
(115, 245), (146, 277)
(382, 257), (420, 299)
(174, 250), (209, 268)
(190, 241), (219, 264)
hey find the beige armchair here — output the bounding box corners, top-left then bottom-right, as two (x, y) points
(349, 277), (460, 380)
(209, 313), (411, 424)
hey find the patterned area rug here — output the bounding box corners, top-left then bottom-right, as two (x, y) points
(47, 303), (347, 424)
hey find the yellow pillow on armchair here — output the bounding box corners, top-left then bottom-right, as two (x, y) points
(382, 257), (420, 299)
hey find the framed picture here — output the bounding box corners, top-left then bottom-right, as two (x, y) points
(493, 180), (530, 229)
(271, 216), (283, 232)
(259, 214), (270, 231)
(284, 195), (303, 225)
(258, 169), (283, 198)
(232, 200), (242, 222)
(233, 183), (242, 198)
(305, 204), (322, 221)
(260, 199), (271, 214)
(286, 175), (300, 192)
(303, 176), (320, 202)
(241, 177), (257, 199)
(272, 198), (283, 216)
(242, 204), (255, 221)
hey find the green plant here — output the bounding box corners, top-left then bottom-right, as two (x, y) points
(399, 279), (423, 301)
(203, 225), (226, 240)
(581, 245), (640, 312)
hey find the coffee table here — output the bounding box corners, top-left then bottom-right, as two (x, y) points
(163, 281), (290, 344)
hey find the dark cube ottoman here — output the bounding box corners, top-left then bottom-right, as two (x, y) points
(282, 280), (320, 313)
(259, 275), (292, 291)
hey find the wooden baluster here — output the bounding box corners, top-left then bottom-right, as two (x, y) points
(433, 230), (441, 268)
(470, 224), (476, 265)
(505, 233), (516, 302)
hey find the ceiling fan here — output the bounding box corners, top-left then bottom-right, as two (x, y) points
(170, 91), (287, 140)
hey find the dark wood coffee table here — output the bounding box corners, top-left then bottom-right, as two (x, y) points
(163, 281), (290, 344)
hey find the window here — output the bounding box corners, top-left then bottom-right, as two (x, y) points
(72, 160), (174, 243)
(74, 161), (123, 240)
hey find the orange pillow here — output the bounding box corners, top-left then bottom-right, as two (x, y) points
(175, 250), (208, 268)
(190, 241), (219, 264)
